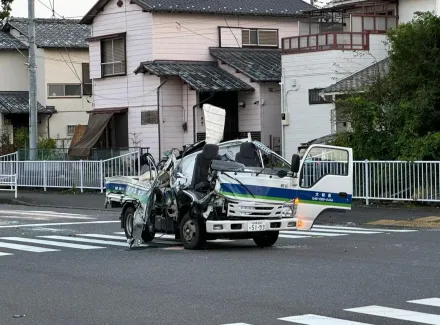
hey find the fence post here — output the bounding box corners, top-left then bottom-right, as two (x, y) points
(15, 152), (18, 188)
(138, 148), (141, 177)
(14, 174), (17, 199)
(80, 160), (84, 193)
(100, 160), (103, 193)
(364, 159), (369, 206)
(43, 161), (47, 191)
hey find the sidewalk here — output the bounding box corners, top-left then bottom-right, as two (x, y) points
(1, 189), (440, 226)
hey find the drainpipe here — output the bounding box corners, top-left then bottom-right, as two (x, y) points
(192, 92), (215, 143)
(157, 79), (168, 159)
(47, 113), (53, 138)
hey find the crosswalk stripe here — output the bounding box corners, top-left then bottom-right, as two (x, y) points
(281, 231), (347, 237)
(0, 241), (59, 252)
(77, 234), (127, 241)
(279, 234), (312, 239)
(345, 305), (440, 324)
(0, 252), (13, 256)
(114, 232), (125, 235)
(0, 237), (105, 249)
(278, 314), (373, 324)
(313, 225), (417, 233)
(0, 221), (119, 229)
(39, 236), (130, 247)
(220, 323), (252, 325)
(408, 298), (440, 308)
(0, 210), (93, 219)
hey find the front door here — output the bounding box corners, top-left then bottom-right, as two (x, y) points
(295, 144), (353, 230)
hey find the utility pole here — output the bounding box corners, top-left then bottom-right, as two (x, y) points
(28, 0), (37, 160)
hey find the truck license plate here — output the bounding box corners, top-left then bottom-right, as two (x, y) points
(248, 221), (266, 231)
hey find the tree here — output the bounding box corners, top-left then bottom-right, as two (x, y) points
(0, 0), (13, 20)
(333, 11), (440, 160)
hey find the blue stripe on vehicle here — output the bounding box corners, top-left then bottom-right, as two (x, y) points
(220, 183), (296, 200)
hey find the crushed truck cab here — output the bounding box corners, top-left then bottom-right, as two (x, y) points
(104, 104), (353, 250)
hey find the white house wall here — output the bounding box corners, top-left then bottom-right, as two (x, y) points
(398, 0), (436, 23)
(0, 52), (28, 91)
(260, 82), (282, 152)
(89, 0), (153, 109)
(151, 12), (299, 61)
(281, 34), (388, 159)
(44, 49), (91, 140)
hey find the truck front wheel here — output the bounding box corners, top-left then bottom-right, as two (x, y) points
(253, 231), (279, 248)
(180, 213), (205, 250)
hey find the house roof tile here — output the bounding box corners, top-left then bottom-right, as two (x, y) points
(0, 30), (27, 50)
(209, 47), (281, 82)
(81, 0), (315, 24)
(0, 91), (54, 114)
(2, 18), (90, 49)
(323, 57), (389, 94)
(134, 60), (254, 92)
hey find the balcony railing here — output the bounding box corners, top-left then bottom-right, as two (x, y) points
(351, 14), (397, 34)
(282, 32), (369, 53)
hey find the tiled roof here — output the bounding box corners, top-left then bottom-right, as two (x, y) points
(323, 58), (389, 94)
(134, 60), (254, 92)
(2, 18), (90, 49)
(209, 47), (281, 82)
(0, 30), (27, 50)
(0, 92), (54, 114)
(81, 0), (315, 24)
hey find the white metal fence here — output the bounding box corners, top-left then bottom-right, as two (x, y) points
(0, 151), (141, 193)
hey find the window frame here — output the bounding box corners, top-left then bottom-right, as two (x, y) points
(47, 83), (82, 98)
(100, 36), (127, 78)
(241, 28), (279, 47)
(82, 63), (92, 96)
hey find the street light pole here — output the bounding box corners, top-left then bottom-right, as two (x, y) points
(28, 0), (38, 160)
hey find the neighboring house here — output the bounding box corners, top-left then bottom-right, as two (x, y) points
(280, 0), (438, 159)
(75, 0), (315, 159)
(0, 18), (91, 148)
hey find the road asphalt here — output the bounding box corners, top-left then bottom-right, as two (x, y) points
(0, 205), (439, 325)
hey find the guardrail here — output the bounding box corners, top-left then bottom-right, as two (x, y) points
(0, 174), (17, 198)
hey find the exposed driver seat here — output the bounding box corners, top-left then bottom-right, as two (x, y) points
(190, 144), (219, 193)
(235, 142), (260, 167)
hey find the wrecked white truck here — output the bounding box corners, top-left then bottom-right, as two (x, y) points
(104, 104), (354, 249)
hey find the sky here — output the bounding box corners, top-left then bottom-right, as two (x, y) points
(9, 0), (330, 20)
(10, 0), (94, 19)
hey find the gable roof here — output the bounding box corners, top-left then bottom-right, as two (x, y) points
(0, 91), (54, 114)
(134, 60), (254, 92)
(2, 18), (90, 49)
(209, 47), (281, 82)
(81, 0), (315, 24)
(0, 30), (27, 50)
(323, 57), (389, 94)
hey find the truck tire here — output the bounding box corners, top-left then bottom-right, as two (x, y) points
(253, 231), (279, 248)
(180, 213), (205, 250)
(122, 205), (155, 243)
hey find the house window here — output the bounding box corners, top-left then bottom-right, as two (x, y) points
(309, 89), (332, 105)
(242, 29), (278, 47)
(141, 111), (158, 125)
(47, 84), (81, 97)
(67, 124), (85, 136)
(101, 37), (126, 77)
(82, 63), (92, 95)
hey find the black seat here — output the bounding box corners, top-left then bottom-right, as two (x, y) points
(190, 144), (219, 192)
(235, 142), (260, 167)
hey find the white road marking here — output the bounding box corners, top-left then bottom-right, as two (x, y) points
(0, 210), (93, 219)
(0, 242), (59, 252)
(281, 231), (348, 237)
(279, 314), (373, 324)
(345, 305), (440, 324)
(0, 220), (119, 229)
(279, 234), (312, 239)
(307, 228), (382, 234)
(0, 237), (105, 250)
(114, 232), (125, 235)
(408, 298), (440, 308)
(313, 225), (418, 232)
(0, 252), (13, 256)
(220, 323), (253, 325)
(77, 234), (127, 241)
(39, 236), (130, 247)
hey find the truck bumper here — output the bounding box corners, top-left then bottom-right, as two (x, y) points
(205, 218), (296, 234)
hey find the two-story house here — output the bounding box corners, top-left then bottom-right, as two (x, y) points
(280, 0), (439, 159)
(74, 0), (315, 159)
(0, 18), (91, 148)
